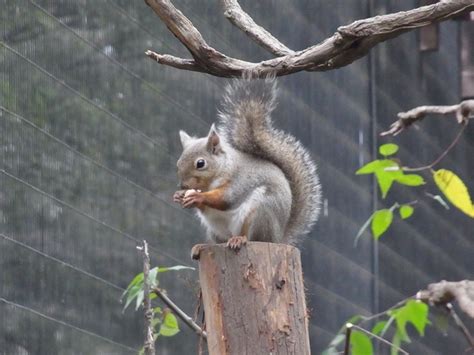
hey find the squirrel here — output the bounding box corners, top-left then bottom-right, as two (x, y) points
(173, 76), (321, 258)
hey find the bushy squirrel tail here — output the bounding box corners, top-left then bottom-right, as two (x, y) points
(218, 76), (321, 243)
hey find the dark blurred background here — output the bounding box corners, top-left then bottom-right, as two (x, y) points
(1, 0), (473, 354)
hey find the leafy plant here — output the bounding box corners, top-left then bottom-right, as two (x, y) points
(323, 300), (430, 355)
(356, 144), (425, 198)
(122, 264), (195, 351)
(355, 144), (473, 244)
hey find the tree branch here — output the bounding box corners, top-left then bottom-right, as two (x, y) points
(445, 303), (474, 350)
(145, 50), (206, 72)
(140, 241), (155, 355)
(417, 280), (474, 319)
(219, 0), (293, 56)
(402, 121), (468, 172)
(381, 100), (474, 136)
(144, 0), (474, 77)
(152, 287), (207, 340)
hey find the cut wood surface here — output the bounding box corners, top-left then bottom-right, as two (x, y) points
(198, 242), (310, 355)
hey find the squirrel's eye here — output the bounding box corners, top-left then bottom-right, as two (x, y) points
(196, 159), (206, 170)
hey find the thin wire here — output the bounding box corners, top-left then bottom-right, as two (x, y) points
(1, 233), (124, 292)
(0, 105), (194, 218)
(105, 0), (179, 54)
(1, 169), (193, 267)
(1, 41), (166, 150)
(0, 297), (137, 353)
(29, 0), (209, 129)
(304, 278), (372, 317)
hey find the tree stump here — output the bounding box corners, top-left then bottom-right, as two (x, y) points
(198, 242), (310, 355)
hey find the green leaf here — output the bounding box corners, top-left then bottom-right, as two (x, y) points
(389, 300), (429, 341)
(372, 320), (388, 335)
(356, 159), (401, 198)
(379, 143), (399, 157)
(148, 267), (159, 288)
(390, 331), (402, 355)
(159, 312), (180, 337)
(154, 306), (162, 314)
(356, 159), (397, 175)
(157, 265), (195, 273)
(395, 174), (425, 186)
(399, 205), (414, 219)
(123, 284), (141, 311)
(135, 290), (144, 310)
(371, 209), (393, 239)
(350, 330), (373, 355)
(354, 213), (374, 247)
(356, 160), (385, 175)
(121, 272), (144, 300)
(375, 171), (396, 199)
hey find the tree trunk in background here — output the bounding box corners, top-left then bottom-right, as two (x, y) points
(198, 242), (311, 355)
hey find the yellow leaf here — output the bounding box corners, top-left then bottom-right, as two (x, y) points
(433, 169), (474, 218)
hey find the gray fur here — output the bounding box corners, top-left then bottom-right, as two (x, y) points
(176, 77), (321, 245)
(218, 76), (321, 244)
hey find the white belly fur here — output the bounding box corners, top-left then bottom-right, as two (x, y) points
(197, 186), (267, 240)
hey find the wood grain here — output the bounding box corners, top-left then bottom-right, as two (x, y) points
(198, 242), (310, 355)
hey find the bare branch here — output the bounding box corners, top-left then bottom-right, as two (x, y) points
(402, 122), (468, 172)
(152, 287), (207, 340)
(140, 241), (155, 355)
(417, 280), (474, 319)
(144, 0), (474, 77)
(445, 303), (474, 350)
(145, 50), (206, 72)
(220, 0), (293, 56)
(343, 323), (352, 355)
(381, 100), (474, 136)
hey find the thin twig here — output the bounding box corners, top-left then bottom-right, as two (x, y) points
(403, 121), (468, 172)
(343, 323), (353, 355)
(358, 296), (414, 326)
(141, 241), (155, 355)
(351, 324), (409, 354)
(153, 287), (207, 340)
(445, 303), (474, 350)
(381, 100), (474, 136)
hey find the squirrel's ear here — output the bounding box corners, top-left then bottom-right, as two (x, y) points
(207, 124), (222, 154)
(179, 130), (192, 149)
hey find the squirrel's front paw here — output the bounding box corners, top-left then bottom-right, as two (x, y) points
(182, 190), (204, 209)
(227, 235), (247, 251)
(173, 190), (186, 204)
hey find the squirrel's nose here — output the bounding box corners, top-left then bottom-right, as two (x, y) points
(180, 182), (189, 189)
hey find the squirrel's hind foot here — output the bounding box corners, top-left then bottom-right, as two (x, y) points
(226, 235), (248, 252)
(190, 244), (207, 260)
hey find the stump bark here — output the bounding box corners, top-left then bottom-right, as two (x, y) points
(198, 242), (310, 355)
